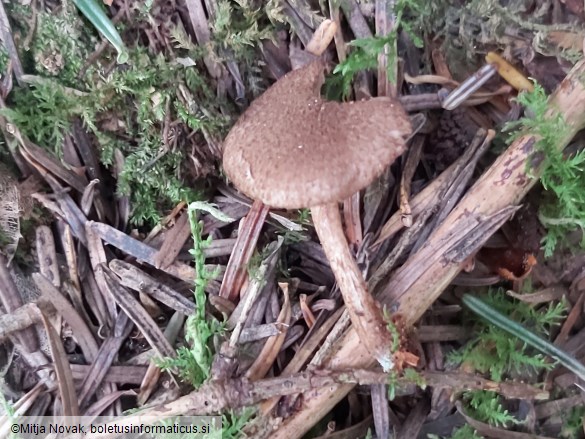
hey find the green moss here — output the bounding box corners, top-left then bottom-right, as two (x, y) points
(2, 21), (231, 225)
(27, 1), (96, 84)
(449, 288), (566, 381)
(505, 83), (585, 256)
(464, 390), (518, 427)
(427, 424), (484, 439)
(0, 48), (8, 75)
(325, 0), (426, 99)
(157, 202), (230, 386)
(561, 406), (585, 439)
(211, 0), (283, 98)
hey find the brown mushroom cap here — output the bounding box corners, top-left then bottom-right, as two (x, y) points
(222, 60), (412, 209)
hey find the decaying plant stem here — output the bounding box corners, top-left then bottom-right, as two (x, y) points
(90, 368), (546, 435)
(266, 59), (585, 439)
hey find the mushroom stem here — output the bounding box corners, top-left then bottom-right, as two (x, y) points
(311, 203), (394, 370)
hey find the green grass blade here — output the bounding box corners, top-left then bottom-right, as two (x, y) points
(72, 0), (128, 63)
(462, 294), (585, 381)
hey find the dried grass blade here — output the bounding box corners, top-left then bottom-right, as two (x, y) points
(245, 283), (291, 381)
(23, 161), (89, 246)
(153, 210), (191, 269)
(38, 311), (79, 416)
(78, 313), (132, 408)
(373, 128), (493, 248)
(33, 273), (99, 362)
(87, 221), (198, 282)
(109, 259), (195, 315)
(183, 0), (222, 78)
(375, 0), (396, 98)
(328, 0), (346, 62)
(18, 140), (88, 193)
(395, 397), (430, 439)
(59, 223), (81, 292)
(80, 179), (100, 217)
(280, 1), (314, 45)
(340, 0), (372, 38)
(0, 302), (45, 343)
(0, 253), (39, 352)
(0, 384), (44, 438)
(228, 238), (283, 338)
(398, 136), (424, 228)
(138, 311), (185, 405)
(371, 383), (390, 439)
(554, 289), (585, 344)
(84, 390), (137, 418)
(100, 265), (176, 360)
(299, 294), (316, 328)
(239, 323), (284, 343)
(219, 200), (270, 301)
(70, 365), (147, 385)
(86, 221), (117, 326)
(506, 286), (568, 304)
(343, 193), (362, 246)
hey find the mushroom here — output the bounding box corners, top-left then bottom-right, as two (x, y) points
(222, 60), (412, 369)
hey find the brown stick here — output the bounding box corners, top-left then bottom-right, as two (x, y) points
(306, 20), (337, 57)
(218, 200), (270, 301)
(0, 253), (39, 352)
(92, 369), (546, 429)
(266, 59), (585, 439)
(0, 302), (47, 342)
